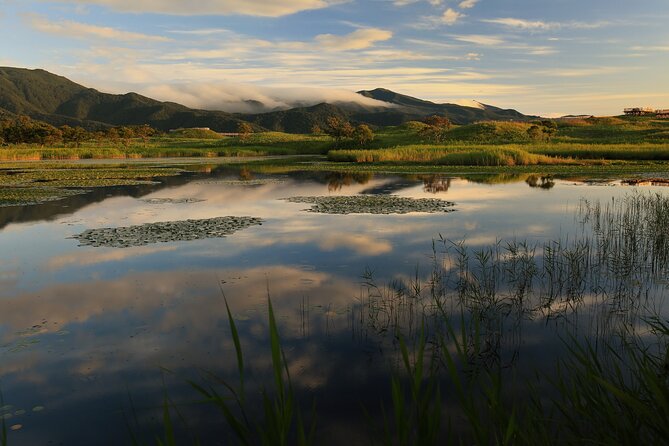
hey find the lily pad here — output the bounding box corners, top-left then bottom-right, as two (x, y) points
(195, 178), (286, 186)
(73, 216), (264, 248)
(140, 198), (205, 204)
(0, 187), (87, 207)
(283, 195), (456, 215)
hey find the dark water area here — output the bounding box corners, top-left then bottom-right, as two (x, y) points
(1, 166), (668, 445)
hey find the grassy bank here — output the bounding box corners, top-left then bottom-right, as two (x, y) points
(0, 132), (333, 161)
(2, 115), (669, 166)
(328, 145), (572, 165)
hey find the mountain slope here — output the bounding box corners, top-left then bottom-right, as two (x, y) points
(240, 103), (352, 133)
(0, 67), (533, 133)
(0, 67), (252, 131)
(357, 88), (531, 124)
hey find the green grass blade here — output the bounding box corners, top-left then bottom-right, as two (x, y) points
(221, 290), (245, 398)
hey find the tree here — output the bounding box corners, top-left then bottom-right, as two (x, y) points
(353, 124), (374, 146)
(419, 115), (452, 143)
(325, 116), (354, 144)
(527, 125), (545, 141)
(527, 124), (556, 141)
(134, 124), (156, 146)
(61, 125), (89, 147)
(238, 122), (253, 141)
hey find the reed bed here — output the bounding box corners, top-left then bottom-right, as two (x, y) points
(329, 145), (571, 166)
(137, 192), (669, 446)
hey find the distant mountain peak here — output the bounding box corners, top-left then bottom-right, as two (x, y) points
(356, 87), (529, 124)
(0, 67), (533, 132)
(450, 99), (486, 110)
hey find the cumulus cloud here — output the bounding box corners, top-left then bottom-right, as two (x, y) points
(41, 0), (342, 17)
(442, 8), (464, 25)
(315, 28), (393, 51)
(458, 0), (478, 8)
(142, 83), (393, 113)
(27, 13), (170, 42)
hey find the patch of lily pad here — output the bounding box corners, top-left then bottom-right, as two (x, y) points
(283, 195), (456, 214)
(0, 167), (183, 187)
(38, 178), (161, 188)
(0, 187), (87, 207)
(140, 198), (206, 204)
(195, 178), (287, 186)
(73, 216), (264, 248)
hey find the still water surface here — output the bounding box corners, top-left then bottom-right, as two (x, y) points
(0, 166), (667, 444)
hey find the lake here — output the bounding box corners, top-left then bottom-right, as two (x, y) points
(1, 164), (668, 445)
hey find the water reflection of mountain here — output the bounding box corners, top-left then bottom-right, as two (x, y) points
(0, 174), (198, 229)
(327, 172), (372, 192)
(359, 178), (421, 195)
(422, 176), (452, 194)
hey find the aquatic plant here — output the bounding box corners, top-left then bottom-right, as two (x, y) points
(283, 195), (456, 214)
(73, 217), (264, 248)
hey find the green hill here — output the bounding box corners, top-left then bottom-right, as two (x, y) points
(0, 67), (533, 134)
(357, 88), (532, 124)
(0, 67), (252, 132)
(241, 103), (351, 133)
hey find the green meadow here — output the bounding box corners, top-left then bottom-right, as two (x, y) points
(2, 117), (669, 172)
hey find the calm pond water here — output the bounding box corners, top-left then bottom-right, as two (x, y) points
(1, 165), (668, 445)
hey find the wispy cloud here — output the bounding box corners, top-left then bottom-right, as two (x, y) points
(453, 34), (504, 45)
(535, 66), (634, 77)
(482, 18), (554, 30)
(168, 28), (233, 36)
(631, 45), (669, 52)
(458, 0), (479, 9)
(482, 17), (611, 31)
(315, 28), (393, 51)
(27, 14), (171, 42)
(42, 0), (344, 17)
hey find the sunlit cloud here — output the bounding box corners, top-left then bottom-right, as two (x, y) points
(142, 83), (392, 112)
(442, 8), (464, 25)
(482, 17), (555, 30)
(453, 34), (504, 45)
(26, 13), (171, 42)
(315, 28), (393, 51)
(535, 66), (633, 78)
(481, 17), (611, 31)
(459, 0), (479, 8)
(631, 45), (669, 52)
(41, 0), (344, 17)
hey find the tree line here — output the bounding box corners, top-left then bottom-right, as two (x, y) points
(0, 115), (158, 146)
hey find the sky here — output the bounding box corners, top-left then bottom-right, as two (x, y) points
(0, 0), (668, 116)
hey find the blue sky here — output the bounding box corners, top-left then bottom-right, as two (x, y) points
(1, 0), (668, 116)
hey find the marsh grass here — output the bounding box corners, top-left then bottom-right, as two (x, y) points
(1, 390), (7, 446)
(328, 145), (571, 166)
(0, 132), (333, 160)
(5, 117), (669, 163)
(187, 295), (316, 446)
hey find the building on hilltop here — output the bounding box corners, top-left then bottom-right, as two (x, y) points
(624, 107), (656, 116)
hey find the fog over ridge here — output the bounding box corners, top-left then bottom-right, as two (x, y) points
(142, 82), (394, 113)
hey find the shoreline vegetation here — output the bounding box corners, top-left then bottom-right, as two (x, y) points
(1, 115), (669, 173)
(145, 193), (669, 445)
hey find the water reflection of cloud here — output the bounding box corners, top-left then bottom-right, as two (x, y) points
(44, 245), (178, 271)
(237, 231), (393, 256)
(0, 266), (360, 344)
